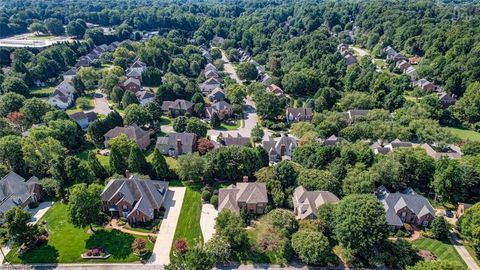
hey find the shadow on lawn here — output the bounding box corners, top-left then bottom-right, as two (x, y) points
(17, 244), (59, 263)
(85, 230), (135, 259)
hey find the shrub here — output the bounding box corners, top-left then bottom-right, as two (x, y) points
(28, 201), (39, 209)
(202, 190), (212, 202)
(76, 97), (93, 110)
(174, 238), (188, 254)
(132, 238), (147, 255)
(210, 195), (219, 208)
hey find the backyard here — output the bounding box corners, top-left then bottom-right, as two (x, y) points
(5, 203), (153, 263)
(76, 143), (110, 169)
(445, 127), (480, 142)
(412, 237), (466, 267)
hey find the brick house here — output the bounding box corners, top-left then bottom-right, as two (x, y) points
(218, 180), (268, 215)
(104, 124), (152, 150)
(292, 186), (339, 219)
(161, 99), (194, 117)
(155, 132), (197, 157)
(286, 108), (313, 122)
(101, 175), (169, 224)
(376, 186), (435, 229)
(121, 78), (142, 93)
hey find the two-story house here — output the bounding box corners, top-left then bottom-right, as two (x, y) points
(218, 180), (268, 215)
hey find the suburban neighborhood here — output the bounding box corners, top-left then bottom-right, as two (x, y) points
(0, 1), (479, 270)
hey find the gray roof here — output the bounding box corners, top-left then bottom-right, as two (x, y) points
(69, 111), (97, 122)
(345, 110), (369, 120)
(262, 135), (297, 157)
(63, 67), (78, 76)
(376, 186), (435, 226)
(218, 182), (268, 214)
(208, 88), (225, 101)
(104, 124), (151, 143)
(101, 176), (168, 217)
(162, 99), (194, 111)
(122, 77), (141, 87)
(218, 133), (251, 147)
(156, 132), (197, 150)
(206, 101), (232, 116)
(286, 108), (312, 119)
(136, 90), (155, 100)
(0, 172), (41, 218)
(293, 186), (339, 219)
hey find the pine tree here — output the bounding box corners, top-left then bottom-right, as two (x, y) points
(431, 216), (450, 240)
(152, 149), (169, 180)
(127, 145), (150, 175)
(110, 145), (127, 174)
(88, 152), (109, 180)
(210, 112), (220, 129)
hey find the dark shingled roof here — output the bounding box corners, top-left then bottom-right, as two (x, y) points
(0, 172), (41, 220)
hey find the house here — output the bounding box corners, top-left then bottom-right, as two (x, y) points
(370, 142), (391, 155)
(261, 74), (272, 86)
(437, 92), (456, 108)
(383, 46), (397, 58)
(161, 99), (194, 117)
(267, 84), (285, 97)
(344, 109), (370, 122)
(211, 36), (225, 46)
(455, 203), (472, 218)
(409, 55), (421, 65)
(421, 143), (463, 159)
(136, 90), (155, 106)
(126, 59), (147, 79)
(0, 172), (42, 223)
(69, 111), (98, 129)
(63, 67), (78, 81)
(218, 181), (268, 214)
(344, 53), (357, 65)
(156, 133), (197, 156)
(384, 139), (413, 151)
(405, 66), (417, 80)
(413, 78), (435, 92)
(201, 77), (223, 94)
(286, 108), (313, 122)
(376, 186), (435, 229)
(388, 53), (407, 62)
(396, 60), (411, 72)
(204, 69), (220, 80)
(217, 133), (251, 147)
(205, 63), (217, 73)
(208, 87), (226, 103)
(104, 124), (152, 150)
(262, 135), (297, 162)
(126, 68), (142, 80)
(121, 78), (142, 93)
(101, 175), (168, 224)
(75, 56), (92, 67)
(292, 186), (339, 219)
(251, 60), (265, 75)
(205, 101), (233, 120)
(48, 80), (76, 109)
(322, 135), (343, 146)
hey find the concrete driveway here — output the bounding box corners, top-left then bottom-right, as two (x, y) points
(148, 187), (186, 265)
(200, 204), (218, 243)
(29, 201), (54, 224)
(89, 90), (112, 115)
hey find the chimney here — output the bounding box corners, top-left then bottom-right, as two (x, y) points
(280, 144), (286, 157)
(242, 176), (248, 183)
(125, 170), (131, 179)
(176, 139), (182, 156)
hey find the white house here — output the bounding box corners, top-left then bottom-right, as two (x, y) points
(48, 80), (76, 109)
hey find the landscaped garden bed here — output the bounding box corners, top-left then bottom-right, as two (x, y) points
(81, 247), (110, 259)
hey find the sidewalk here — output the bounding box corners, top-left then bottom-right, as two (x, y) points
(200, 204), (218, 243)
(449, 230), (480, 270)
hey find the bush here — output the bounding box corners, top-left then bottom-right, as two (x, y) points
(28, 201), (39, 209)
(261, 120), (289, 131)
(76, 97), (93, 110)
(430, 217), (450, 240)
(202, 190), (212, 202)
(210, 195), (219, 208)
(132, 238), (147, 255)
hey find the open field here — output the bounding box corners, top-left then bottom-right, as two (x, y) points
(6, 203), (153, 263)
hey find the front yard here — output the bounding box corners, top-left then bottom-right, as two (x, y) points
(6, 203), (153, 263)
(412, 238), (466, 267)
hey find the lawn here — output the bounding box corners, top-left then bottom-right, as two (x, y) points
(25, 34), (59, 40)
(76, 143), (110, 169)
(171, 182), (203, 249)
(412, 238), (466, 267)
(30, 86), (55, 98)
(465, 244), (480, 266)
(66, 97), (95, 114)
(6, 203), (153, 263)
(216, 120), (241, 131)
(445, 127), (480, 142)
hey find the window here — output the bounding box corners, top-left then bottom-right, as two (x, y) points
(136, 210), (139, 215)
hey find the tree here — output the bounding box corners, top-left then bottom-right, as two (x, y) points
(40, 177), (61, 199)
(0, 135), (25, 174)
(433, 157), (465, 202)
(453, 82), (480, 126)
(68, 183), (103, 232)
(206, 146), (266, 180)
(215, 210), (248, 249)
(272, 160), (298, 189)
(0, 92), (25, 117)
(297, 168), (341, 196)
(254, 91), (284, 120)
(77, 67), (100, 89)
(45, 18), (64, 35)
(66, 19), (86, 38)
(109, 134), (136, 174)
(251, 124), (264, 142)
(197, 138), (214, 155)
(128, 145), (150, 175)
(342, 164), (375, 195)
(3, 207), (39, 246)
(177, 153), (207, 182)
(132, 238), (147, 255)
(124, 104), (152, 127)
(99, 74), (121, 93)
(225, 84), (247, 104)
(430, 217), (450, 240)
(291, 230), (332, 265)
(29, 22), (47, 35)
(458, 203), (480, 256)
(316, 203), (337, 236)
(334, 194), (388, 262)
(236, 62), (257, 81)
(122, 90), (140, 108)
(210, 112), (220, 129)
(141, 67), (162, 86)
(20, 98), (53, 125)
(167, 246), (215, 270)
(151, 149), (169, 180)
(145, 101), (163, 123)
(407, 261), (466, 270)
(186, 118), (208, 137)
(205, 235), (231, 263)
(48, 119), (84, 149)
(110, 86), (125, 105)
(173, 116), (188, 132)
(64, 156), (95, 186)
(1, 76), (29, 97)
(22, 136), (65, 177)
(88, 152), (109, 180)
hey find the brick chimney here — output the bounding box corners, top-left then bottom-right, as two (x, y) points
(176, 139), (183, 156)
(125, 170), (131, 179)
(242, 176), (248, 183)
(280, 143), (286, 157)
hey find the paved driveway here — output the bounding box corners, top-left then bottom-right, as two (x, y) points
(148, 187), (186, 265)
(200, 204), (218, 243)
(89, 90), (112, 115)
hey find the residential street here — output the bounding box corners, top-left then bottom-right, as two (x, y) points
(221, 50), (242, 85)
(200, 203), (218, 243)
(147, 187), (186, 265)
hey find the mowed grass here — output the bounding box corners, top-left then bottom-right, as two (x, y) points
(6, 203), (153, 263)
(412, 238), (466, 267)
(445, 127), (480, 142)
(171, 182), (203, 249)
(76, 143), (110, 169)
(217, 120), (241, 131)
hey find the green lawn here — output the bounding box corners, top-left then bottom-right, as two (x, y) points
(216, 120), (241, 131)
(159, 117), (173, 126)
(6, 203), (153, 263)
(25, 34), (58, 40)
(412, 238), (466, 267)
(465, 244), (480, 266)
(445, 127), (480, 142)
(171, 183), (203, 249)
(66, 97), (95, 114)
(76, 143), (110, 169)
(30, 86), (55, 98)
